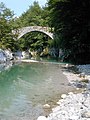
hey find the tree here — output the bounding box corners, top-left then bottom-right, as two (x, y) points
(0, 2), (18, 51)
(14, 1), (52, 55)
(14, 1), (50, 27)
(48, 0), (90, 64)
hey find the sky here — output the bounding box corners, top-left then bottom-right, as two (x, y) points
(0, 0), (47, 17)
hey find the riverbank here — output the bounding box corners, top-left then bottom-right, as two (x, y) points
(37, 64), (90, 120)
(0, 60), (78, 120)
(1, 59), (90, 120)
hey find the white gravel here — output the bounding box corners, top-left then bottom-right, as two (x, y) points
(47, 91), (90, 120)
(37, 64), (90, 120)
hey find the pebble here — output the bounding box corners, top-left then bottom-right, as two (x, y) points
(65, 64), (69, 68)
(68, 92), (73, 95)
(47, 91), (90, 120)
(82, 112), (90, 118)
(61, 94), (67, 99)
(43, 104), (50, 109)
(37, 116), (47, 120)
(37, 64), (90, 120)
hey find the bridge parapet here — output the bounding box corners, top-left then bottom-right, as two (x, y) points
(19, 26), (51, 32)
(14, 26), (53, 39)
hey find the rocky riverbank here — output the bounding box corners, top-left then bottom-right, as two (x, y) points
(37, 64), (90, 120)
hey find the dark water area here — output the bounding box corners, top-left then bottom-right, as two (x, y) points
(0, 62), (75, 120)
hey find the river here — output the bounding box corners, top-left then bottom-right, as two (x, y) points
(0, 61), (75, 120)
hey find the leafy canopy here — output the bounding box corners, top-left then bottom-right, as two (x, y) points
(48, 0), (89, 64)
(0, 2), (18, 51)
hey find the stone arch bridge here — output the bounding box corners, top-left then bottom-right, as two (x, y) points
(16, 26), (53, 39)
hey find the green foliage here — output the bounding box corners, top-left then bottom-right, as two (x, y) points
(18, 32), (51, 53)
(0, 1), (52, 54)
(13, 1), (52, 54)
(48, 0), (90, 64)
(0, 2), (18, 51)
(14, 1), (50, 27)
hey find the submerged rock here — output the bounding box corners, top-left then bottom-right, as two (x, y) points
(43, 104), (50, 109)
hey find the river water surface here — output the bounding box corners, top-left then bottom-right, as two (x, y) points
(0, 62), (75, 120)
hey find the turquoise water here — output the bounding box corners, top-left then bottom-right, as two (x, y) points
(0, 62), (74, 120)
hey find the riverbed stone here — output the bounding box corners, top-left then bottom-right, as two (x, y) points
(43, 104), (50, 109)
(68, 92), (73, 95)
(81, 78), (89, 83)
(37, 64), (90, 120)
(82, 112), (90, 118)
(52, 106), (60, 112)
(47, 91), (90, 120)
(61, 94), (67, 99)
(37, 116), (47, 120)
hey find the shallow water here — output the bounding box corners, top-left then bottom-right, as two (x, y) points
(0, 62), (74, 120)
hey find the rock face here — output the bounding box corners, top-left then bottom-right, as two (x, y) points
(4, 49), (14, 60)
(0, 49), (7, 63)
(0, 49), (14, 63)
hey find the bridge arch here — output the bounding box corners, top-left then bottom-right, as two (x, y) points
(17, 26), (53, 39)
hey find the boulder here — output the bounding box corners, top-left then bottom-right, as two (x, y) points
(0, 49), (7, 62)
